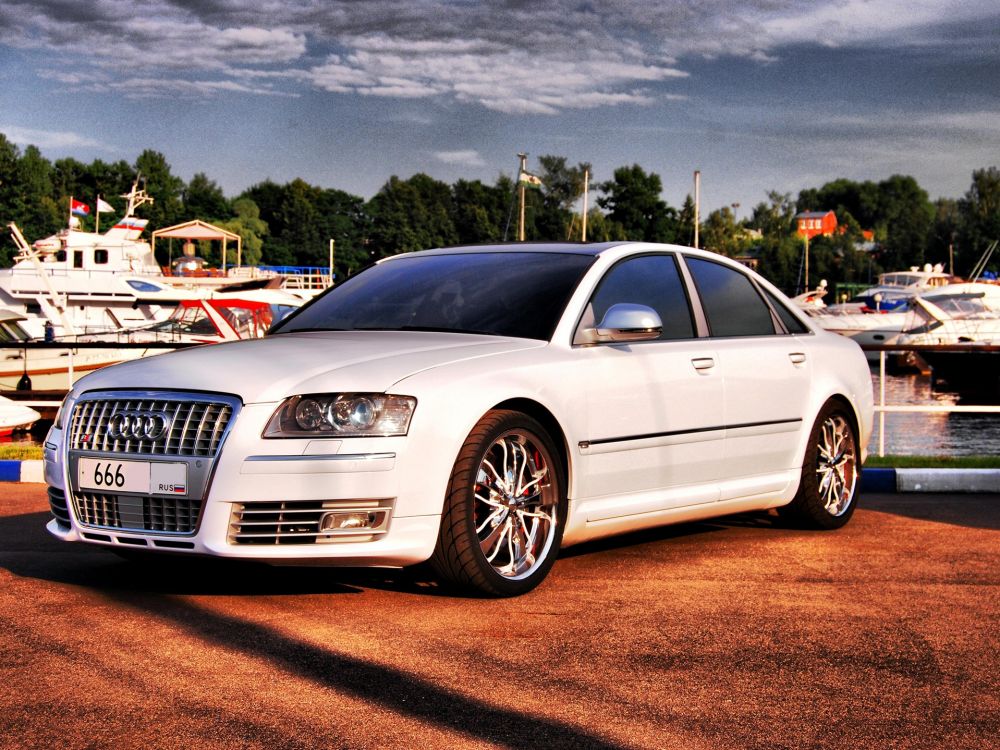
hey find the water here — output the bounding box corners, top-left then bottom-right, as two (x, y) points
(7, 369), (999, 456)
(869, 367), (1000, 456)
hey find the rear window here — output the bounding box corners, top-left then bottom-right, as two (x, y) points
(686, 257), (777, 337)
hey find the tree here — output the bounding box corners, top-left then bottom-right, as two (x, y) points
(182, 173), (230, 221)
(751, 191), (796, 240)
(134, 150), (184, 235)
(701, 207), (745, 256)
(926, 198), (960, 273)
(274, 178), (323, 265)
(677, 195), (696, 246)
(534, 155), (591, 240)
(216, 198), (267, 267)
(875, 174), (934, 270)
(366, 174), (457, 257)
(958, 167), (1000, 273)
(452, 178), (510, 244)
(598, 164), (677, 242)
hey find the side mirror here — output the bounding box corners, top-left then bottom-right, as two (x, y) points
(582, 303), (663, 344)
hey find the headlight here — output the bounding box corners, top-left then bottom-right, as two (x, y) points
(53, 392), (76, 430)
(264, 393), (417, 437)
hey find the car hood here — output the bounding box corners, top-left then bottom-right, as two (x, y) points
(74, 331), (545, 403)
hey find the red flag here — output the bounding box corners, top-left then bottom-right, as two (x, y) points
(70, 198), (90, 216)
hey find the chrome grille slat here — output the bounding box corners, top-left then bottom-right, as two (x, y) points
(71, 491), (202, 534)
(229, 500), (391, 545)
(70, 396), (234, 457)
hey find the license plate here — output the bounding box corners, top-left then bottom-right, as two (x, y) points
(77, 458), (188, 496)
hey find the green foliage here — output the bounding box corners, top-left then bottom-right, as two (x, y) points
(958, 167), (1000, 273)
(701, 206), (749, 257)
(452, 178), (511, 243)
(366, 174), (458, 258)
(598, 164), (679, 242)
(534, 155), (591, 240)
(0, 131), (995, 292)
(215, 198), (267, 267)
(183, 173), (230, 221)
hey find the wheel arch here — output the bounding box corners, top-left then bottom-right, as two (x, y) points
(491, 397), (571, 496)
(821, 393), (864, 456)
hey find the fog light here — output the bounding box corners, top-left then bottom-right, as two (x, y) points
(320, 511), (378, 532)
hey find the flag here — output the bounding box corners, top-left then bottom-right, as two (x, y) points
(518, 171), (543, 189)
(96, 197), (115, 213)
(70, 198), (90, 216)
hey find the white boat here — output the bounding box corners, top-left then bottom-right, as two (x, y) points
(2, 184), (208, 338)
(0, 308), (152, 391)
(0, 394), (40, 435)
(834, 265), (958, 313)
(897, 293), (1000, 347)
(0, 294), (301, 391)
(2, 180), (328, 339)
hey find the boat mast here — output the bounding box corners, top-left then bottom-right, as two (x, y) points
(122, 176), (154, 218)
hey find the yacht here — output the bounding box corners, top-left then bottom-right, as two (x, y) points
(1, 183), (204, 338)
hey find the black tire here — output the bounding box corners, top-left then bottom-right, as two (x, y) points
(779, 402), (860, 530)
(430, 409), (567, 597)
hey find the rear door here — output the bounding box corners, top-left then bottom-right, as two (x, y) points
(684, 256), (812, 498)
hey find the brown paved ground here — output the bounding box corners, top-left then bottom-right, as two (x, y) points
(0, 484), (997, 750)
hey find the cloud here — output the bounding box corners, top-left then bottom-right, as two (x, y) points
(1, 0), (997, 112)
(309, 38), (687, 114)
(1, 124), (110, 150)
(433, 150), (486, 167)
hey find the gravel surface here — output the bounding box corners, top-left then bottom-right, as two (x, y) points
(1, 485), (997, 749)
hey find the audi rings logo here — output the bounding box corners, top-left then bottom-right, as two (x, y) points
(107, 411), (171, 441)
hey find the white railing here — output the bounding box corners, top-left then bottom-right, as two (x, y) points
(868, 345), (1000, 456)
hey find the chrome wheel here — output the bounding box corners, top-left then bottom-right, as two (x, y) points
(473, 429), (558, 580)
(816, 413), (857, 516)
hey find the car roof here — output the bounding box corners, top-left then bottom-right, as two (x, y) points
(380, 241), (699, 260)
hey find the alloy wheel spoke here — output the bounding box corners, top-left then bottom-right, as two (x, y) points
(483, 518), (511, 562)
(476, 506), (506, 535)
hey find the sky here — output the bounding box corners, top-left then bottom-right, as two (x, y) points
(1, 0), (998, 218)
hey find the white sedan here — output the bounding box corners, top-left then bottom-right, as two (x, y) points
(44, 242), (873, 596)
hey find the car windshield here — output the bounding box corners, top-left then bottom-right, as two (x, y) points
(272, 252), (595, 340)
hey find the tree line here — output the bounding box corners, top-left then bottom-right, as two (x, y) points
(1, 133), (996, 294)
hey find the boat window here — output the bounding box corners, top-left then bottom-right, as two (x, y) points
(686, 257), (777, 337)
(55, 250), (66, 262)
(94, 249), (109, 264)
(73, 251), (84, 269)
(576, 254), (694, 342)
(126, 280), (164, 293)
(0, 322), (30, 342)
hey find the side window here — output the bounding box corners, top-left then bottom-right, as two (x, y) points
(763, 289), (810, 334)
(584, 254), (694, 341)
(686, 257), (777, 337)
(94, 249), (109, 264)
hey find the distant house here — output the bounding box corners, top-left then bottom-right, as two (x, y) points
(795, 210), (837, 239)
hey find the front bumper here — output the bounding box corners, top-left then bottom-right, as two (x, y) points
(45, 398), (443, 567)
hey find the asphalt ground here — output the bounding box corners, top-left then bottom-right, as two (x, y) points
(1, 486), (997, 750)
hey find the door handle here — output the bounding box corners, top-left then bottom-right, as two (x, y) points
(789, 352), (806, 364)
(691, 357), (715, 371)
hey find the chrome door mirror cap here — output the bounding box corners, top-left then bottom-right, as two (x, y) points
(584, 303), (663, 343)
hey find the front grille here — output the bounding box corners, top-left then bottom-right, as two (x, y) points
(230, 500), (391, 545)
(69, 397), (234, 456)
(48, 487), (71, 528)
(72, 491), (202, 533)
